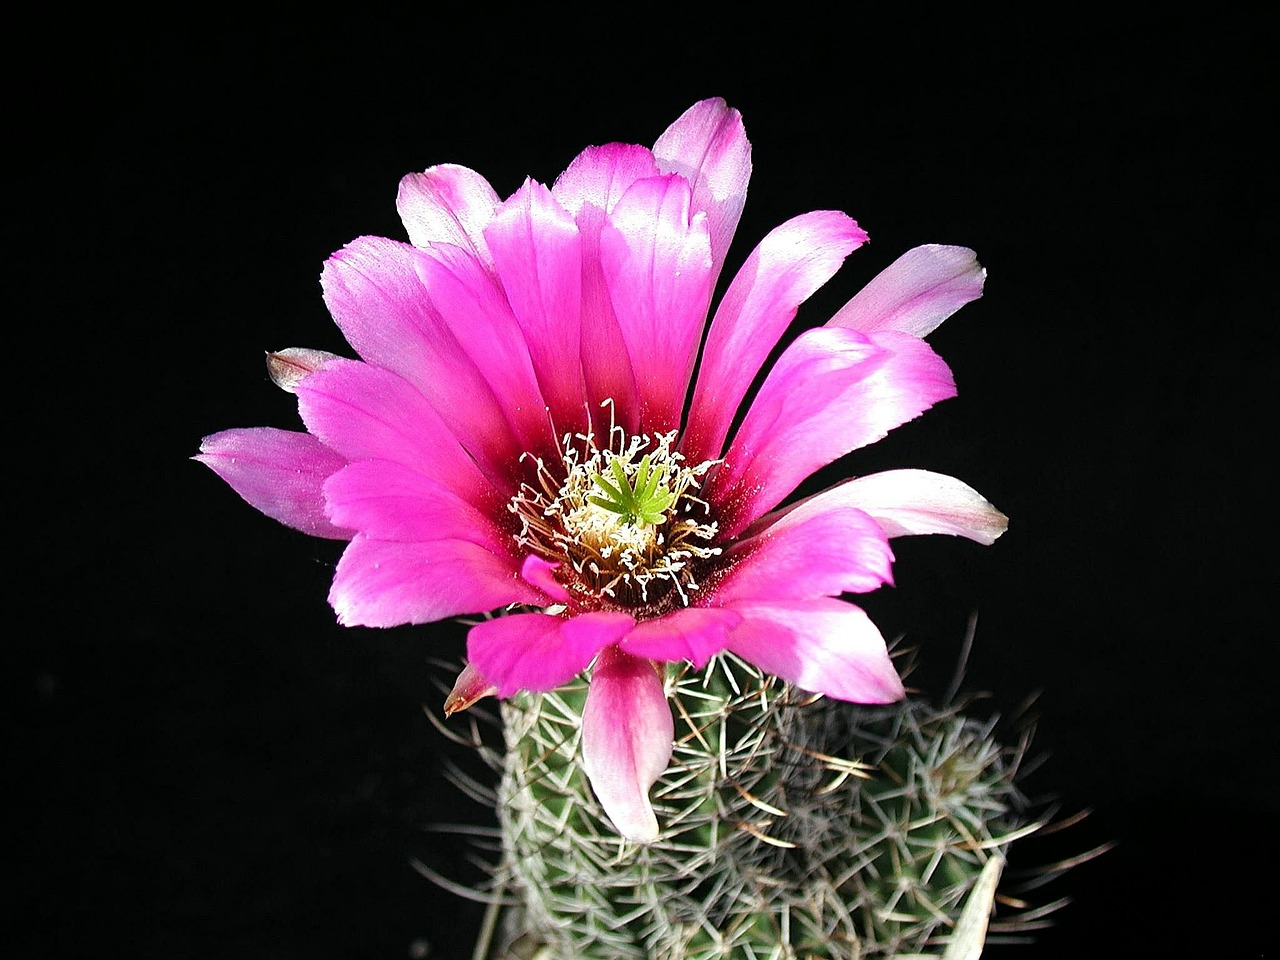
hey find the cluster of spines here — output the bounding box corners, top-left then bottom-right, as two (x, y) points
(458, 653), (1061, 959)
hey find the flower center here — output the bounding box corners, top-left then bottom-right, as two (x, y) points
(509, 419), (720, 611)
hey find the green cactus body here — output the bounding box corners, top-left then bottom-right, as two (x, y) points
(486, 653), (1040, 960)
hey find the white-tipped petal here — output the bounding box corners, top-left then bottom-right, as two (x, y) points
(829, 244), (985, 338)
(581, 648), (673, 843)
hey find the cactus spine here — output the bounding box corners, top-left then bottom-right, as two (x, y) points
(475, 652), (1045, 960)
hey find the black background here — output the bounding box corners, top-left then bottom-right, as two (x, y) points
(15, 11), (1272, 959)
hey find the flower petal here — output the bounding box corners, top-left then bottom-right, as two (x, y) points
(768, 469), (1009, 545)
(828, 245), (985, 338)
(552, 142), (661, 220)
(653, 97), (751, 287)
(329, 536), (540, 628)
(726, 599), (904, 703)
(618, 607), (742, 669)
(553, 143), (659, 435)
(519, 555), (571, 603)
(683, 210), (869, 464)
(709, 328), (956, 537)
(412, 241), (553, 457)
(296, 358), (495, 504)
(321, 236), (523, 480)
(195, 428), (351, 539)
(484, 178), (587, 433)
(466, 611), (634, 697)
(600, 174), (714, 435)
(322, 459), (511, 549)
(581, 646), (673, 842)
(709, 505), (893, 605)
(396, 163), (501, 266)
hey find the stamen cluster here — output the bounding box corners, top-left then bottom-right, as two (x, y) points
(509, 422), (720, 612)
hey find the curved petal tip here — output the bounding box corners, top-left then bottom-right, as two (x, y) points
(443, 661), (498, 716)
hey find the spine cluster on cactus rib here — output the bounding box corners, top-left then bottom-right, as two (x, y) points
(446, 652), (1058, 960)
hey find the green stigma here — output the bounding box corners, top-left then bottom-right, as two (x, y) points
(588, 454), (675, 527)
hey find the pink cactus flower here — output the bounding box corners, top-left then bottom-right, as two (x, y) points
(197, 99), (1006, 842)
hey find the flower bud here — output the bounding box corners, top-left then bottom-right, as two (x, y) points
(265, 347), (339, 392)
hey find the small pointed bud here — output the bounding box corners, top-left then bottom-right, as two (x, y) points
(266, 347), (340, 393)
(444, 661), (498, 716)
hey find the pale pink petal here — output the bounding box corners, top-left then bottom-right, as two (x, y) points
(196, 428), (351, 539)
(552, 142), (661, 220)
(618, 607), (742, 669)
(709, 506), (893, 605)
(329, 536), (540, 628)
(484, 179), (587, 432)
(519, 555), (571, 603)
(443, 662), (497, 716)
(828, 245), (985, 338)
(766, 469), (1009, 545)
(683, 211), (869, 464)
(412, 241), (554, 457)
(396, 163), (500, 266)
(726, 599), (905, 703)
(296, 358), (495, 504)
(582, 646), (673, 842)
(653, 97), (751, 286)
(265, 347), (341, 393)
(600, 175), (714, 435)
(466, 611), (635, 697)
(552, 143), (659, 434)
(321, 237), (523, 480)
(322, 460), (512, 549)
(709, 328), (957, 537)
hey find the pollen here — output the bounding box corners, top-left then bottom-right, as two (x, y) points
(508, 409), (720, 611)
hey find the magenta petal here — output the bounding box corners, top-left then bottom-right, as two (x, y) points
(519, 555), (571, 603)
(618, 607), (741, 669)
(683, 210), (869, 463)
(775, 470), (1009, 545)
(552, 144), (660, 434)
(329, 536), (540, 628)
(710, 505), (894, 605)
(322, 460), (511, 549)
(582, 647), (673, 842)
(485, 179), (587, 432)
(321, 236), (523, 479)
(412, 241), (553, 457)
(296, 359), (494, 504)
(600, 174), (714, 435)
(726, 599), (905, 703)
(710, 328), (956, 537)
(828, 245), (985, 338)
(466, 611), (634, 697)
(652, 97), (751, 287)
(196, 428), (351, 539)
(396, 163), (501, 266)
(552, 142), (662, 220)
